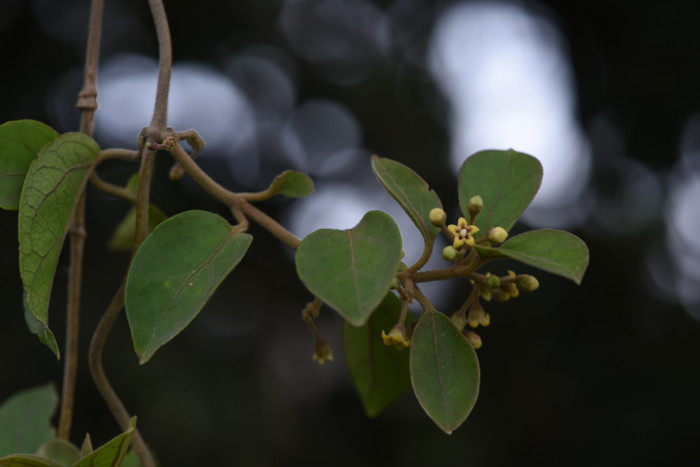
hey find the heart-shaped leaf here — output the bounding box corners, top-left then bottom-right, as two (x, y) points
(343, 292), (414, 417)
(295, 210), (402, 326)
(19, 132), (100, 331)
(476, 229), (589, 284)
(410, 310), (480, 434)
(371, 155), (443, 240)
(0, 120), (58, 210)
(125, 210), (252, 363)
(458, 149), (542, 235)
(0, 385), (57, 457)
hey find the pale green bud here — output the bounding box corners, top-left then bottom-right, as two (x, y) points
(442, 245), (458, 261)
(487, 273), (501, 289)
(516, 274), (540, 292)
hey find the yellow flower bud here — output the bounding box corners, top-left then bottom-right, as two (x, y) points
(487, 226), (508, 244)
(463, 330), (482, 349)
(451, 313), (467, 331)
(312, 341), (334, 365)
(467, 195), (483, 216)
(467, 303), (490, 328)
(429, 208), (446, 226)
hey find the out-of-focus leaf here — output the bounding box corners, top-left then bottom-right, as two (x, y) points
(343, 293), (414, 417)
(0, 384), (57, 457)
(0, 120), (58, 210)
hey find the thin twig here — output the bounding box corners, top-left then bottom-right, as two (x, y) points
(242, 203), (301, 250)
(88, 148), (158, 467)
(88, 281), (155, 466)
(90, 172), (137, 203)
(59, 0), (105, 441)
(57, 195), (86, 441)
(76, 0), (104, 135)
(146, 0), (172, 131)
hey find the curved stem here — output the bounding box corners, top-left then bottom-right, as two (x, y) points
(242, 203), (301, 250)
(88, 149), (158, 467)
(406, 237), (434, 274)
(88, 281), (155, 467)
(90, 172), (136, 202)
(168, 144), (237, 205)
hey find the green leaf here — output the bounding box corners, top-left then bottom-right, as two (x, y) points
(410, 311), (480, 434)
(35, 439), (80, 466)
(108, 173), (167, 251)
(0, 454), (63, 467)
(108, 206), (167, 251)
(295, 211), (403, 326)
(23, 293), (60, 359)
(476, 229), (590, 284)
(116, 452), (139, 467)
(458, 149), (542, 235)
(343, 293), (415, 417)
(0, 120), (58, 210)
(371, 155), (443, 240)
(0, 384), (58, 457)
(73, 417), (136, 467)
(125, 210), (252, 363)
(18, 132), (100, 330)
(78, 436), (92, 458)
(266, 170), (314, 198)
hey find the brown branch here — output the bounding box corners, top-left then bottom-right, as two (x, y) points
(88, 148), (158, 467)
(146, 0), (172, 133)
(88, 280), (155, 467)
(76, 0), (104, 135)
(59, 0), (105, 441)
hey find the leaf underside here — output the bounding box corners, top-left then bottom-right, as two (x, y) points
(18, 133), (100, 330)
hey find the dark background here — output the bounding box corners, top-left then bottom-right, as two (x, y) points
(2, 0), (700, 465)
